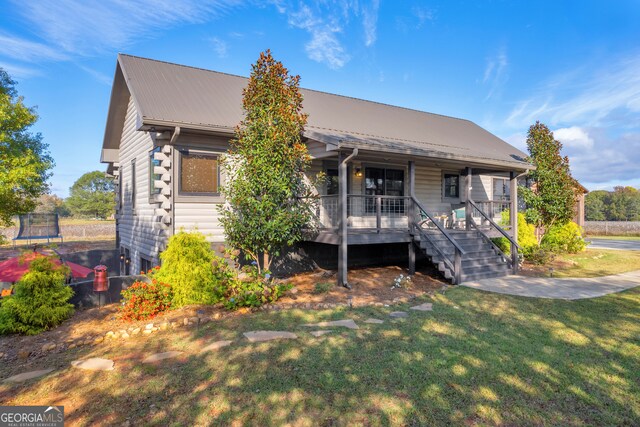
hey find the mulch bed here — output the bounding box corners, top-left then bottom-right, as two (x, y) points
(0, 265), (446, 365)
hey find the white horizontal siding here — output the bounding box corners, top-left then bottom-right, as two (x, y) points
(174, 202), (225, 242)
(414, 164), (451, 215)
(117, 97), (167, 273)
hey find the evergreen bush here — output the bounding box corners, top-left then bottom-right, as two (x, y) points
(222, 264), (291, 310)
(495, 210), (539, 259)
(155, 231), (230, 307)
(0, 257), (74, 335)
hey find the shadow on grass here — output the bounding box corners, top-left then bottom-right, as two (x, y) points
(1, 287), (639, 426)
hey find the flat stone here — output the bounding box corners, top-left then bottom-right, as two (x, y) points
(120, 333), (130, 339)
(303, 319), (359, 330)
(131, 328), (141, 335)
(310, 330), (332, 337)
(410, 303), (433, 312)
(389, 311), (409, 318)
(159, 322), (169, 330)
(243, 331), (298, 342)
(142, 351), (185, 363)
(145, 323), (154, 330)
(142, 329), (152, 335)
(199, 340), (233, 353)
(71, 357), (114, 371)
(3, 369), (54, 383)
(364, 318), (384, 324)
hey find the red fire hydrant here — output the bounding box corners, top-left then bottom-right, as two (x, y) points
(93, 265), (108, 292)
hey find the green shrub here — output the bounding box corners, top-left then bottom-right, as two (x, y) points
(313, 282), (333, 294)
(155, 231), (230, 308)
(496, 210), (539, 260)
(119, 277), (173, 322)
(526, 247), (555, 265)
(0, 257), (74, 335)
(542, 221), (586, 254)
(223, 265), (291, 310)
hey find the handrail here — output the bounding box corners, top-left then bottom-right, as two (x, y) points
(467, 199), (520, 250)
(411, 196), (466, 255)
(413, 222), (456, 272)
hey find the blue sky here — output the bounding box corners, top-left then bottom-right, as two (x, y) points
(1, 0), (639, 197)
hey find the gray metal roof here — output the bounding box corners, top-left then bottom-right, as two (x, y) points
(105, 54), (531, 169)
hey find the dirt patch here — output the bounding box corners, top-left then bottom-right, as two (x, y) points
(0, 265), (445, 365)
(518, 259), (577, 277)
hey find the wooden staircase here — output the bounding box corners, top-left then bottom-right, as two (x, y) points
(414, 230), (512, 283)
(410, 196), (519, 285)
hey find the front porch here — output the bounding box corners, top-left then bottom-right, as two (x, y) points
(306, 151), (524, 286)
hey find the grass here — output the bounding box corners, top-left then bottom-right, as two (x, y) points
(525, 249), (640, 278)
(587, 235), (640, 241)
(1, 287), (639, 426)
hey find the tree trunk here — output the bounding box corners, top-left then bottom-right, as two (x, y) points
(263, 252), (270, 273)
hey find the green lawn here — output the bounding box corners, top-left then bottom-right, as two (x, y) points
(524, 249), (640, 278)
(1, 287), (639, 426)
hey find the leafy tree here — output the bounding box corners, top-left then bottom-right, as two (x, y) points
(608, 186), (640, 221)
(0, 68), (54, 226)
(219, 50), (316, 272)
(520, 122), (577, 238)
(585, 190), (608, 221)
(34, 193), (71, 217)
(66, 171), (115, 219)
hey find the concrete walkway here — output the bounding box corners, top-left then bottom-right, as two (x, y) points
(461, 270), (640, 300)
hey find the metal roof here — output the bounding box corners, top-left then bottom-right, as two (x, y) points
(104, 54), (531, 169)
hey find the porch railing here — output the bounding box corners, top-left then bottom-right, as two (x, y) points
(467, 199), (520, 273)
(317, 195), (410, 230)
(473, 200), (511, 220)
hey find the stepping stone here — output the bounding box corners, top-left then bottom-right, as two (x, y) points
(303, 319), (359, 330)
(199, 340), (233, 353)
(143, 351), (185, 363)
(410, 303), (433, 312)
(71, 357), (114, 371)
(3, 369), (54, 383)
(389, 311), (408, 318)
(243, 331), (298, 342)
(364, 318), (384, 324)
(309, 330), (332, 337)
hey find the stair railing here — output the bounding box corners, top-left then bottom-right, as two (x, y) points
(467, 199), (520, 273)
(411, 196), (466, 284)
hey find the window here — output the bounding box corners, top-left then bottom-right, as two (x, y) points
(326, 168), (338, 195)
(443, 173), (460, 198)
(130, 159), (136, 211)
(149, 147), (161, 199)
(365, 167), (405, 213)
(140, 257), (153, 274)
(493, 178), (511, 200)
(179, 150), (219, 195)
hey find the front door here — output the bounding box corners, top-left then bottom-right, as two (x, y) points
(365, 167), (405, 213)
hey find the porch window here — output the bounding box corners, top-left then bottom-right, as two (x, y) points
(365, 167), (405, 213)
(493, 178), (511, 200)
(179, 150), (219, 195)
(149, 147), (161, 199)
(443, 173), (460, 198)
(326, 168), (338, 195)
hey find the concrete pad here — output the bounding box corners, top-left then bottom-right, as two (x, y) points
(389, 311), (409, 318)
(3, 369), (54, 383)
(410, 303), (433, 311)
(142, 351), (185, 363)
(71, 358), (114, 371)
(309, 330), (332, 337)
(243, 331), (298, 342)
(199, 340), (233, 353)
(461, 270), (640, 300)
(364, 318), (384, 324)
(303, 319), (359, 330)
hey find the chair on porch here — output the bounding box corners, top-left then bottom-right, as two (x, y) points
(451, 207), (466, 229)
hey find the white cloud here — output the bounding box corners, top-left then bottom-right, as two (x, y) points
(362, 0), (380, 47)
(506, 53), (640, 128)
(77, 65), (112, 85)
(0, 61), (41, 79)
(553, 126), (594, 149)
(210, 37), (228, 58)
(0, 33), (68, 62)
(483, 47), (508, 100)
(10, 0), (242, 55)
(412, 6), (435, 28)
(287, 4), (350, 69)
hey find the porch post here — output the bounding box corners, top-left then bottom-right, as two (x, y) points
(510, 171), (519, 274)
(408, 161), (416, 275)
(465, 167), (472, 230)
(338, 151), (347, 287)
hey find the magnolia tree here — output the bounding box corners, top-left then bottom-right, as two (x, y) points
(219, 50), (316, 272)
(520, 121), (577, 240)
